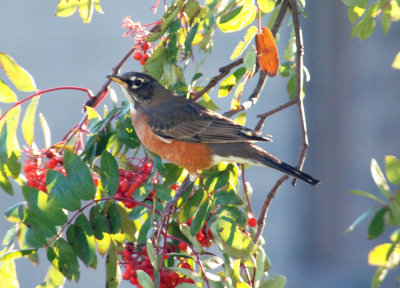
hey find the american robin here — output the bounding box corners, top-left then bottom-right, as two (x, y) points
(107, 72), (319, 185)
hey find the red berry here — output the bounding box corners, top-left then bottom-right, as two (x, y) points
(180, 262), (191, 270)
(248, 217), (257, 227)
(178, 242), (187, 251)
(139, 57), (147, 65)
(141, 42), (150, 51)
(45, 158), (58, 169)
(119, 179), (129, 192)
(133, 50), (142, 60)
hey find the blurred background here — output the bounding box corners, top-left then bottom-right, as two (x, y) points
(1, 1), (399, 287)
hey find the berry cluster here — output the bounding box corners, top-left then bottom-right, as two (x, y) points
(133, 42), (151, 65)
(186, 216), (213, 247)
(115, 160), (154, 208)
(122, 243), (194, 287)
(24, 150), (65, 192)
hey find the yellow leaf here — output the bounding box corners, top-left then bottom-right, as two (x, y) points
(257, 0), (275, 13)
(0, 53), (37, 92)
(79, 0), (94, 23)
(392, 51), (400, 70)
(217, 0), (256, 33)
(368, 243), (400, 268)
(230, 25), (258, 60)
(85, 106), (101, 120)
(0, 80), (17, 103)
(56, 0), (78, 17)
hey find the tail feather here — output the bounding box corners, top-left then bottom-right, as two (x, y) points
(261, 156), (320, 186)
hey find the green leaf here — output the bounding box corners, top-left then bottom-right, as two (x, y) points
(214, 191), (243, 206)
(47, 169), (81, 211)
(75, 213), (94, 236)
(0, 253), (19, 288)
(22, 186), (68, 226)
(39, 113), (51, 149)
(0, 79), (17, 103)
(349, 190), (385, 204)
(160, 163), (183, 186)
(47, 238), (80, 281)
(106, 202), (122, 234)
(381, 7), (391, 34)
(211, 217), (256, 259)
(368, 207), (388, 239)
(63, 150), (96, 200)
(89, 205), (110, 240)
(371, 158), (391, 199)
(22, 206), (58, 238)
(185, 22), (199, 53)
(179, 188), (206, 223)
(137, 270), (153, 288)
(0, 248), (37, 261)
(190, 199), (212, 236)
(66, 224), (96, 267)
(230, 25), (257, 60)
(118, 206), (138, 242)
(146, 239), (158, 270)
(257, 0), (275, 13)
(0, 170), (13, 195)
(106, 242), (120, 288)
(0, 52), (37, 91)
(217, 0), (256, 33)
(145, 1), (184, 42)
(0, 105), (21, 162)
(260, 275), (287, 288)
(18, 223), (47, 249)
(56, 0), (78, 18)
(38, 265), (65, 288)
(386, 155), (400, 185)
(156, 184), (174, 202)
(392, 51), (400, 70)
(100, 151), (119, 196)
(345, 207), (376, 233)
(351, 16), (376, 40)
(4, 152), (21, 179)
(342, 0), (367, 6)
(22, 96), (39, 147)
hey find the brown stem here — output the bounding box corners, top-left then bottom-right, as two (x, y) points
(254, 175), (289, 244)
(192, 58), (244, 101)
(289, 0), (308, 185)
(255, 98), (297, 131)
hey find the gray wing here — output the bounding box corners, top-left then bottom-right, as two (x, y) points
(146, 97), (271, 143)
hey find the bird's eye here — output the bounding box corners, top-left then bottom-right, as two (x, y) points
(134, 78), (143, 87)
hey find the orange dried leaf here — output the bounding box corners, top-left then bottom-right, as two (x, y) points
(255, 27), (279, 77)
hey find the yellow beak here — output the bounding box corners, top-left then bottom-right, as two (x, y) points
(107, 75), (128, 88)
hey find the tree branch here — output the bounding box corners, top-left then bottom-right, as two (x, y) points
(192, 58), (244, 101)
(223, 0), (290, 118)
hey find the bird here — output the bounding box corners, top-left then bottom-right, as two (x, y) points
(107, 71), (319, 186)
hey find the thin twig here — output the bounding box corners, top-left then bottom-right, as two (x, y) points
(255, 98), (297, 131)
(289, 0), (308, 185)
(192, 58), (244, 101)
(254, 0), (310, 244)
(254, 175), (289, 244)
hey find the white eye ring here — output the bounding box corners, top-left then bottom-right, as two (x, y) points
(131, 77), (144, 89)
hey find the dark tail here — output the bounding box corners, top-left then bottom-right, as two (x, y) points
(262, 156), (320, 186)
(208, 143), (320, 186)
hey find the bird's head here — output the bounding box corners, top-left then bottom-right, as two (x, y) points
(107, 72), (167, 110)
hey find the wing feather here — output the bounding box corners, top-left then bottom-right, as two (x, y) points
(146, 97), (270, 143)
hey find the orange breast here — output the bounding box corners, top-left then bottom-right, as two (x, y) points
(131, 111), (213, 174)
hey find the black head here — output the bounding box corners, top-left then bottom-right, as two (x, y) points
(107, 72), (167, 109)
